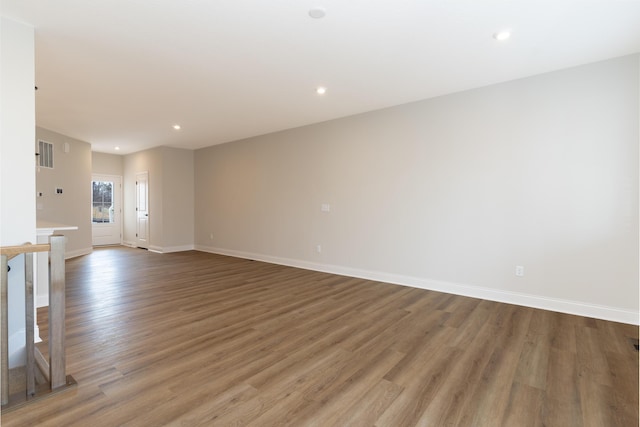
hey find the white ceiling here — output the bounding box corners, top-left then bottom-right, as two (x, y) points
(3, 1), (640, 155)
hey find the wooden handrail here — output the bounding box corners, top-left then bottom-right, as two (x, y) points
(0, 243), (51, 258)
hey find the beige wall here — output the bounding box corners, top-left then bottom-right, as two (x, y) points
(35, 127), (92, 257)
(123, 147), (194, 251)
(194, 54), (639, 323)
(161, 147), (195, 251)
(92, 151), (123, 176)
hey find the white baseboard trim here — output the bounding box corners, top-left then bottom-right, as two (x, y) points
(146, 244), (196, 254)
(65, 247), (92, 260)
(35, 325), (42, 343)
(195, 245), (639, 325)
(37, 295), (48, 308)
(122, 241), (137, 248)
(9, 326), (42, 368)
(9, 328), (26, 369)
(162, 244), (195, 253)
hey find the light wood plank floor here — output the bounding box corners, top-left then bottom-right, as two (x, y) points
(2, 247), (638, 426)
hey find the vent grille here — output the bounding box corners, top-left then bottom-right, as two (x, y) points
(38, 140), (54, 169)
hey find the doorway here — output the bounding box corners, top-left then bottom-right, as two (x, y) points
(91, 174), (122, 246)
(136, 171), (149, 249)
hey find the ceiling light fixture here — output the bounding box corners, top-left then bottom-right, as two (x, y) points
(493, 31), (511, 41)
(309, 7), (326, 19)
(173, 124), (181, 130)
(114, 146), (120, 151)
(316, 86), (327, 95)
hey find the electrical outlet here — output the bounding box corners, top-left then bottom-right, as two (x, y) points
(209, 233), (214, 240)
(316, 244), (322, 253)
(515, 266), (524, 277)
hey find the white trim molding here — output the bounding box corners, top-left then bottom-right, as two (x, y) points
(145, 244), (196, 254)
(122, 242), (195, 253)
(161, 244), (195, 253)
(36, 294), (49, 309)
(195, 245), (640, 325)
(8, 328), (26, 369)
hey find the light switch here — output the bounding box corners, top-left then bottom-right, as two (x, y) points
(321, 203), (330, 212)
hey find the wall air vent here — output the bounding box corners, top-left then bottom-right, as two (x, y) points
(38, 140), (54, 169)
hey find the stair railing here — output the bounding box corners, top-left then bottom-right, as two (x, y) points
(0, 235), (75, 409)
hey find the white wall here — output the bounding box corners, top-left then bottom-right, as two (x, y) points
(0, 17), (36, 367)
(36, 127), (92, 258)
(194, 54), (639, 324)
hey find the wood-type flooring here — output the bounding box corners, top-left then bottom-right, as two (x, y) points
(1, 247), (637, 426)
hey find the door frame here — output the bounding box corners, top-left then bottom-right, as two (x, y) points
(91, 174), (123, 246)
(135, 171), (150, 249)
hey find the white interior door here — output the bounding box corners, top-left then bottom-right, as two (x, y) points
(136, 171), (149, 249)
(92, 174), (122, 246)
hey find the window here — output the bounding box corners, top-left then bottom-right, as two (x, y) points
(92, 181), (114, 223)
(38, 140), (54, 168)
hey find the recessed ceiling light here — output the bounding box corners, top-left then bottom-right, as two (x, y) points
(114, 146), (120, 151)
(173, 124), (181, 130)
(493, 31), (511, 41)
(316, 86), (327, 95)
(309, 7), (326, 19)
